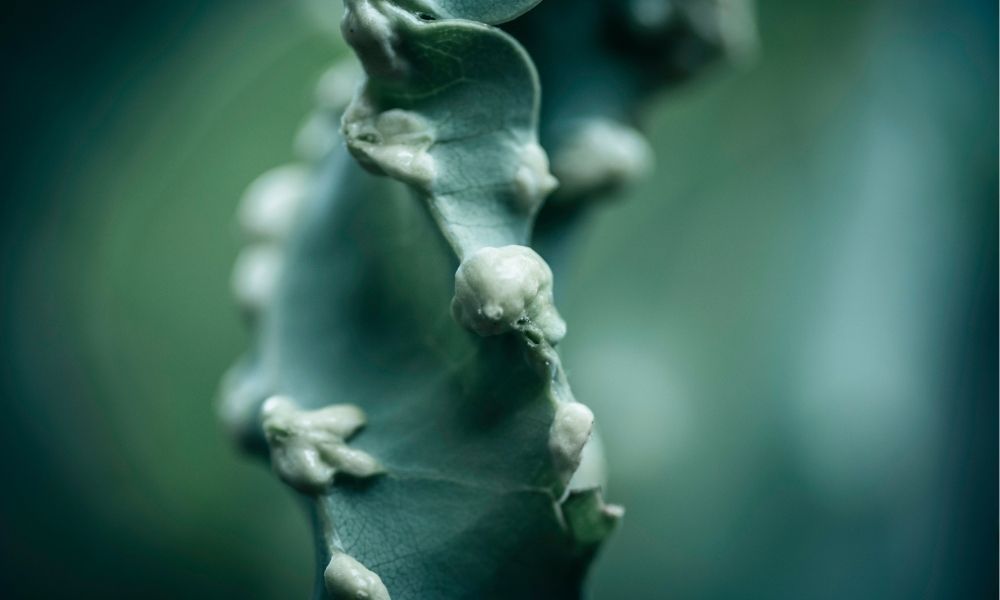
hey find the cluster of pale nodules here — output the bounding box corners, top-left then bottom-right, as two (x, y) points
(229, 3), (605, 598)
(251, 246), (595, 600)
(234, 100), (595, 600)
(260, 397), (390, 599)
(452, 244), (596, 489)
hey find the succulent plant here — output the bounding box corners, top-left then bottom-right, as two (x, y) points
(221, 1), (755, 597)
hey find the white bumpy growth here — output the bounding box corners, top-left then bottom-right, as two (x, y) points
(261, 396), (383, 494)
(342, 95), (437, 188)
(451, 245), (566, 344)
(513, 142), (560, 212)
(325, 552), (391, 600)
(549, 401), (595, 486)
(550, 118), (652, 199)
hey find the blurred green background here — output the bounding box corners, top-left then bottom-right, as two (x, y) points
(0, 0), (995, 598)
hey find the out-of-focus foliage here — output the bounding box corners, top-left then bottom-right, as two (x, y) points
(0, 0), (994, 599)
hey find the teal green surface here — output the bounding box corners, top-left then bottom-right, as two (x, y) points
(0, 1), (994, 598)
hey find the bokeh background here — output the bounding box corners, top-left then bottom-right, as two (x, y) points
(0, 0), (995, 598)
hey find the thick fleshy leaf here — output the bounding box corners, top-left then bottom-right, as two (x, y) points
(229, 0), (622, 573)
(233, 145), (613, 599)
(341, 3), (554, 257)
(221, 1), (771, 598)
